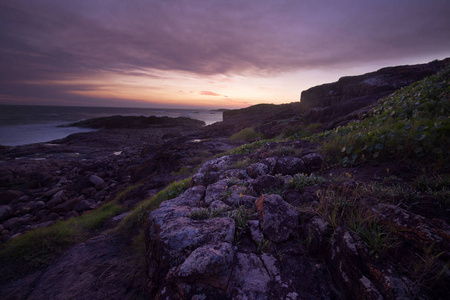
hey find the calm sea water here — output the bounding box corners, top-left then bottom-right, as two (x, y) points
(0, 105), (223, 146)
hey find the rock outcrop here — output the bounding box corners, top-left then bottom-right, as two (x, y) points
(145, 142), (337, 299)
(146, 139), (450, 299)
(299, 58), (449, 127)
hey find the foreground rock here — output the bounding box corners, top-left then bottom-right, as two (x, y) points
(146, 138), (450, 299)
(146, 143), (336, 299)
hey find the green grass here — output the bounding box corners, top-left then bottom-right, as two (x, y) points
(314, 68), (450, 167)
(117, 177), (192, 232)
(0, 201), (124, 268)
(288, 173), (326, 191)
(229, 127), (265, 142)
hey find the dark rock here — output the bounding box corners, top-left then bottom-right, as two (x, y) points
(246, 163), (271, 179)
(274, 157), (307, 175)
(300, 58), (450, 126)
(3, 217), (22, 230)
(64, 211), (79, 220)
(302, 216), (332, 255)
(69, 115), (205, 129)
(327, 227), (383, 299)
(46, 190), (67, 209)
(301, 153), (324, 173)
(35, 209), (50, 221)
(16, 201), (36, 215)
(252, 175), (283, 194)
(43, 188), (62, 198)
(255, 194), (299, 242)
(0, 190), (25, 205)
(89, 175), (104, 188)
(51, 198), (80, 214)
(74, 200), (95, 213)
(0, 205), (13, 222)
(30, 220), (55, 230)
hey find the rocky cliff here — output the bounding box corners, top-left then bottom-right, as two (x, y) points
(299, 58), (449, 126)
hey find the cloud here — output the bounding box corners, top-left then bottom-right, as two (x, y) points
(200, 91), (221, 96)
(1, 0), (449, 107)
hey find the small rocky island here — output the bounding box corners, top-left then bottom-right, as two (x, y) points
(1, 58), (449, 299)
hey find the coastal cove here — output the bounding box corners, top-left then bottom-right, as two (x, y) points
(0, 59), (449, 299)
(0, 105), (223, 146)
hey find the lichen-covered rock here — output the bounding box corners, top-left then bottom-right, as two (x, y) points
(255, 194), (299, 243)
(229, 253), (271, 299)
(246, 163), (270, 179)
(204, 181), (228, 205)
(170, 242), (234, 290)
(160, 185), (205, 208)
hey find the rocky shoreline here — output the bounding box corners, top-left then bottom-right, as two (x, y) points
(0, 116), (230, 243)
(1, 58), (449, 299)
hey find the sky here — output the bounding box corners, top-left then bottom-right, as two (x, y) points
(0, 0), (449, 109)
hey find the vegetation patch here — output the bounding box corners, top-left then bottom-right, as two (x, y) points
(289, 173), (326, 191)
(0, 200), (124, 269)
(314, 68), (450, 168)
(229, 127), (265, 142)
(117, 177), (192, 232)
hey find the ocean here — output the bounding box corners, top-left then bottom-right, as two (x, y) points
(0, 105), (223, 146)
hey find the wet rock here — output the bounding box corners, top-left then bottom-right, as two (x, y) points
(255, 194), (299, 243)
(252, 175), (283, 194)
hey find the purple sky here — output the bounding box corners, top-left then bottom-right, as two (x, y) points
(1, 0), (449, 109)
